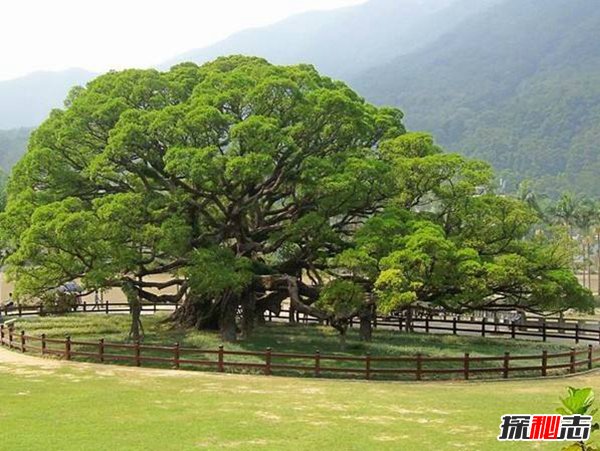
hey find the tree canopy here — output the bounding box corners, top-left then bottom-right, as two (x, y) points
(0, 56), (592, 341)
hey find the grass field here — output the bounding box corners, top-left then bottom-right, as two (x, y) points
(1, 346), (599, 450)
(8, 313), (583, 380)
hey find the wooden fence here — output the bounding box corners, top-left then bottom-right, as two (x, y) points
(1, 324), (599, 381)
(3, 302), (600, 345)
(0, 301), (175, 318)
(272, 309), (600, 344)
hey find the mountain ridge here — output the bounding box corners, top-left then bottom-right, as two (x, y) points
(0, 68), (96, 129)
(351, 0), (600, 196)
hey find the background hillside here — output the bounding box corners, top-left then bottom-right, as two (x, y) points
(0, 68), (95, 129)
(0, 128), (31, 172)
(164, 0), (497, 80)
(352, 0), (600, 196)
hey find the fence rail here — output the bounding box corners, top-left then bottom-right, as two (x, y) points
(1, 324), (598, 382)
(3, 302), (600, 345)
(272, 308), (600, 344)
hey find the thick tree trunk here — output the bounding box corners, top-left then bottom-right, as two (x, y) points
(405, 306), (413, 332)
(219, 292), (238, 342)
(169, 294), (219, 330)
(254, 290), (286, 325)
(339, 327), (347, 351)
(129, 300), (143, 342)
(359, 315), (372, 342)
(123, 281), (144, 342)
(240, 290), (255, 339)
(359, 305), (374, 342)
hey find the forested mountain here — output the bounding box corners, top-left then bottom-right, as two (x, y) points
(0, 68), (95, 129)
(2, 0), (600, 198)
(0, 128), (31, 172)
(352, 0), (600, 197)
(165, 0), (499, 80)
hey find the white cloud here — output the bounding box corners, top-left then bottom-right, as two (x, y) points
(0, 0), (365, 80)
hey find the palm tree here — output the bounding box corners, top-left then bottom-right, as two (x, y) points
(575, 199), (597, 290)
(551, 193), (579, 237)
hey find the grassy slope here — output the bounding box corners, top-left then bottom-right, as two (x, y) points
(1, 348), (598, 450)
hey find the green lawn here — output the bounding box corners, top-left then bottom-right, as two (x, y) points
(8, 314), (585, 380)
(1, 348), (599, 450)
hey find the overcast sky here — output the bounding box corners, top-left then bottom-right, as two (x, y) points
(1, 0), (366, 81)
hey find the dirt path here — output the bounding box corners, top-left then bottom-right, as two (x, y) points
(0, 345), (215, 379)
(0, 345), (63, 367)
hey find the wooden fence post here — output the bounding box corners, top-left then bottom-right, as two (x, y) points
(503, 352), (510, 379)
(588, 345), (593, 370)
(463, 353), (470, 380)
(105, 302), (109, 314)
(265, 348), (272, 376)
(425, 317), (430, 334)
(174, 342), (180, 369)
(575, 324), (580, 344)
(398, 317), (403, 331)
(315, 351), (321, 377)
(542, 321), (547, 342)
(135, 340), (141, 367)
(0, 324), (4, 345)
(99, 339), (104, 363)
(83, 301), (87, 313)
(511, 321), (516, 339)
(20, 330), (25, 353)
(153, 303), (157, 314)
(268, 310), (272, 322)
(41, 334), (46, 355)
(65, 336), (71, 361)
(18, 305), (22, 317)
(481, 318), (486, 337)
(8, 327), (13, 349)
(416, 353), (422, 381)
(218, 345), (224, 372)
(453, 317), (457, 335)
(542, 350), (548, 377)
(569, 348), (576, 374)
(365, 353), (371, 380)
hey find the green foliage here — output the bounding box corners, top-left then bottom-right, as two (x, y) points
(39, 291), (79, 315)
(557, 387), (598, 417)
(187, 247), (253, 297)
(0, 56), (403, 313)
(0, 55), (590, 330)
(315, 280), (366, 319)
(343, 133), (594, 314)
(556, 387), (599, 451)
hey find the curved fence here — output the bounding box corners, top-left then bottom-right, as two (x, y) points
(0, 324), (598, 381)
(3, 302), (600, 345)
(284, 310), (600, 344)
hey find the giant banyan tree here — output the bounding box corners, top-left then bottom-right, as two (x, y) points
(0, 56), (592, 341)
